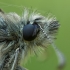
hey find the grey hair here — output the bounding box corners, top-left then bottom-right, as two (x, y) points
(0, 9), (65, 70)
(22, 9), (65, 69)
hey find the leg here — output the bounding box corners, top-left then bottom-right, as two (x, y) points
(11, 48), (19, 70)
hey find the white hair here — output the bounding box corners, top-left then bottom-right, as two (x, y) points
(0, 9), (65, 70)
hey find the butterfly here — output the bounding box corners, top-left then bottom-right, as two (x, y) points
(0, 9), (65, 70)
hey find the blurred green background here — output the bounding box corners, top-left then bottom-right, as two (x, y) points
(0, 0), (70, 70)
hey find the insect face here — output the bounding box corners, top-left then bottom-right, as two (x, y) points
(0, 9), (65, 70)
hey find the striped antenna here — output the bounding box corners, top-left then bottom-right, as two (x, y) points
(39, 24), (66, 69)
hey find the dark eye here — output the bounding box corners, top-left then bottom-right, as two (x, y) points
(23, 23), (40, 41)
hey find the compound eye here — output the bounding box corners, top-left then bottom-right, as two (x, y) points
(23, 24), (40, 41)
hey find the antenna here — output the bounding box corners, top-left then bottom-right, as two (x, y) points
(39, 24), (66, 69)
